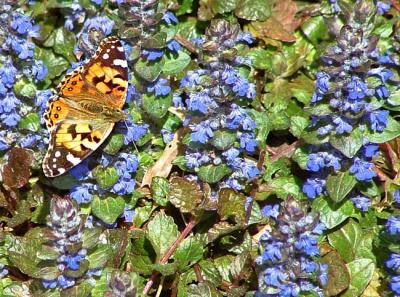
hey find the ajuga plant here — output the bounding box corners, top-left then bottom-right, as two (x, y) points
(256, 196), (328, 296)
(41, 196), (96, 289)
(386, 189), (400, 295)
(68, 0), (181, 210)
(0, 2), (48, 151)
(302, 0), (398, 211)
(175, 19), (259, 191)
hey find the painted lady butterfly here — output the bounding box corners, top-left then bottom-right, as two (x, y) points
(42, 36), (128, 177)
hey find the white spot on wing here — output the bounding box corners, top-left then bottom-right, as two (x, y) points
(66, 153), (81, 165)
(113, 59), (127, 68)
(117, 46), (124, 52)
(57, 168), (66, 174)
(55, 151), (61, 158)
(103, 53), (109, 59)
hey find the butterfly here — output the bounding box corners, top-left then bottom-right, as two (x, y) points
(42, 36), (128, 177)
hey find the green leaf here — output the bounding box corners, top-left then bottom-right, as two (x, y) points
(198, 164), (232, 184)
(91, 195), (125, 224)
(229, 252), (252, 280)
(103, 134), (124, 155)
(301, 16), (329, 45)
(234, 0), (271, 21)
(211, 130), (236, 150)
(174, 236), (204, 271)
(322, 251), (350, 296)
(60, 282), (93, 297)
(342, 259), (375, 297)
(7, 200), (32, 228)
(312, 196), (356, 229)
(87, 245), (112, 269)
(134, 58), (164, 82)
(13, 79), (37, 98)
(142, 93), (172, 119)
(129, 230), (156, 274)
(142, 32), (167, 49)
(366, 116), (400, 143)
(328, 219), (375, 263)
(92, 166), (119, 189)
(43, 27), (76, 63)
(218, 189), (246, 223)
(330, 128), (363, 158)
(18, 113), (40, 132)
(326, 171), (357, 203)
(212, 0), (238, 14)
(188, 281), (222, 297)
(133, 203), (153, 227)
(290, 116), (309, 138)
(35, 47), (69, 80)
(163, 51), (191, 76)
(168, 177), (203, 213)
(146, 213), (179, 260)
(151, 177), (169, 206)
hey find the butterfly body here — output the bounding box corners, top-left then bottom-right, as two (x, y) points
(42, 37), (128, 178)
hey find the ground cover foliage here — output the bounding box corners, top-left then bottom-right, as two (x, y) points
(0, 0), (400, 296)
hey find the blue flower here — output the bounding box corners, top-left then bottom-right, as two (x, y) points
(10, 12), (39, 37)
(363, 144), (379, 158)
(26, 60), (48, 81)
(389, 275), (400, 294)
(180, 70), (205, 88)
(367, 110), (389, 132)
(376, 1), (391, 14)
(185, 152), (211, 168)
(238, 132), (257, 153)
(0, 59), (17, 86)
(303, 178), (325, 199)
(306, 152), (341, 172)
(316, 72), (330, 94)
(167, 40), (181, 52)
(142, 49), (164, 61)
(333, 116), (353, 134)
(350, 195), (371, 212)
(186, 91), (217, 114)
(349, 158), (376, 181)
(70, 183), (94, 204)
(235, 32), (254, 44)
(394, 189), (400, 204)
(6, 35), (35, 59)
(241, 160), (260, 179)
(91, 0), (102, 5)
(124, 122), (148, 145)
(123, 207), (135, 222)
(81, 15), (114, 36)
(191, 121), (214, 144)
(162, 11), (178, 25)
(147, 78), (171, 96)
(386, 253), (400, 271)
(20, 134), (41, 148)
(347, 76), (369, 100)
(261, 204), (280, 219)
(387, 216), (400, 235)
(226, 104), (256, 130)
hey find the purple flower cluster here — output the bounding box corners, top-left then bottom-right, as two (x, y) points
(256, 197), (328, 296)
(302, 8), (396, 211)
(42, 197), (98, 289)
(386, 189), (400, 295)
(0, 5), (48, 150)
(177, 19), (259, 190)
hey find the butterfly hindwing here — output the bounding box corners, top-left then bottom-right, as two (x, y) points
(43, 122), (114, 177)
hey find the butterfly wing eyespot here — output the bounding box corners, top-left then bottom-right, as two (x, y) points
(42, 37), (129, 177)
